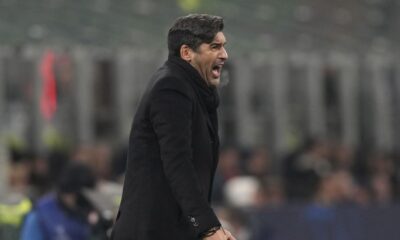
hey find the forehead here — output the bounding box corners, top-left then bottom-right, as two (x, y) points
(211, 32), (226, 43)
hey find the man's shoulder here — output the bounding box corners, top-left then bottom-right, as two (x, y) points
(150, 65), (194, 96)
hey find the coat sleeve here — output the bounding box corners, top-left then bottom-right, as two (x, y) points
(149, 82), (220, 237)
(20, 211), (45, 240)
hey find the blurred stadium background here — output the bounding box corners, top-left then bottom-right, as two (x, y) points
(2, 0), (400, 239)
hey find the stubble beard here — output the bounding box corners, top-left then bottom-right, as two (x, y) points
(208, 78), (220, 87)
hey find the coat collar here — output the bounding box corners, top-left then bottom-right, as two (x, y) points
(167, 55), (219, 114)
(167, 55), (219, 139)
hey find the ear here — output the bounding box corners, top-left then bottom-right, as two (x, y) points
(180, 45), (193, 62)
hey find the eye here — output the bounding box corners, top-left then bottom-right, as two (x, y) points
(211, 44), (221, 50)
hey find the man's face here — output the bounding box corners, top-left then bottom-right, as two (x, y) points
(189, 32), (228, 87)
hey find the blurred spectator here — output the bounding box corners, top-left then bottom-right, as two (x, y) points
(254, 176), (286, 208)
(313, 171), (355, 206)
(46, 150), (70, 187)
(224, 176), (260, 208)
(367, 152), (396, 205)
(304, 171), (359, 240)
(218, 147), (243, 179)
(29, 154), (50, 200)
(91, 143), (112, 180)
(7, 148), (35, 196)
(73, 143), (113, 181)
(20, 162), (99, 240)
(331, 143), (355, 172)
(72, 145), (94, 165)
(283, 138), (332, 202)
(244, 147), (272, 177)
(349, 179), (370, 206)
(8, 158), (31, 195)
(0, 149), (33, 240)
(370, 174), (393, 204)
(0, 195), (32, 240)
(212, 146), (243, 203)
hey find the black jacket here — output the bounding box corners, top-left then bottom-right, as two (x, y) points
(111, 55), (221, 240)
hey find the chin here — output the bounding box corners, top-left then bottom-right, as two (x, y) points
(208, 78), (220, 87)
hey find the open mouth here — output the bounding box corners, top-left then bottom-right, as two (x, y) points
(211, 64), (223, 79)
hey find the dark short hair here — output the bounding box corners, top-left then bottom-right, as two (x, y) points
(168, 14), (224, 57)
(58, 162), (96, 194)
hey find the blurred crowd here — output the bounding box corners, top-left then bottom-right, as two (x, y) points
(216, 138), (400, 207)
(0, 143), (126, 240)
(211, 138), (400, 239)
(1, 137), (400, 239)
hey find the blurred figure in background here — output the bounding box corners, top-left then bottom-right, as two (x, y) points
(367, 152), (396, 205)
(224, 176), (260, 208)
(0, 148), (33, 240)
(331, 143), (355, 172)
(29, 153), (50, 201)
(283, 138), (332, 202)
(72, 143), (123, 224)
(20, 162), (98, 240)
(213, 147), (243, 204)
(303, 170), (362, 240)
(7, 148), (34, 196)
(91, 143), (113, 181)
(254, 176), (286, 208)
(244, 147), (272, 178)
(313, 171), (356, 206)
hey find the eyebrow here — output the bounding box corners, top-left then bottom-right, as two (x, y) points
(210, 42), (227, 47)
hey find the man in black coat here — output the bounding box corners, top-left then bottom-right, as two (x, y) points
(111, 14), (236, 240)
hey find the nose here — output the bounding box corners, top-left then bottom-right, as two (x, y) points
(220, 47), (228, 60)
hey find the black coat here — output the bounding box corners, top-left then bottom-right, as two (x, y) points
(111, 55), (221, 240)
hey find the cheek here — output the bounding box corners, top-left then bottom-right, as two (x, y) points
(206, 58), (215, 70)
